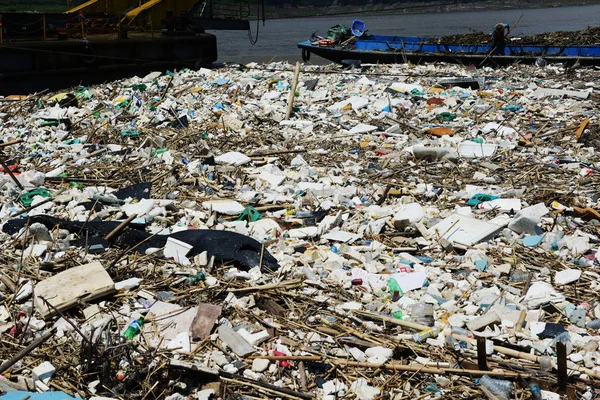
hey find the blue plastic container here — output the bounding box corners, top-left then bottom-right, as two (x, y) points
(351, 20), (366, 37)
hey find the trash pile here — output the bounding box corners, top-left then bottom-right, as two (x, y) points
(434, 26), (600, 45)
(0, 59), (598, 399)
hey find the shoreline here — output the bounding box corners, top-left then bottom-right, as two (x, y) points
(260, 1), (600, 21)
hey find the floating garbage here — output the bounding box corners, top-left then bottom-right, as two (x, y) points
(0, 58), (597, 399)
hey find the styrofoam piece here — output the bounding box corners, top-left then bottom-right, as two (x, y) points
(365, 346), (393, 365)
(214, 151), (251, 166)
(237, 328), (270, 346)
(531, 87), (590, 99)
(121, 199), (156, 217)
(350, 378), (381, 400)
(411, 146), (458, 161)
(322, 230), (362, 243)
(115, 278), (143, 291)
(252, 358), (270, 372)
(479, 199), (522, 212)
(392, 203), (425, 223)
(524, 282), (566, 309)
(466, 311), (500, 331)
(166, 331), (191, 353)
(297, 182), (334, 197)
(348, 347), (367, 362)
(349, 124), (378, 134)
(287, 227), (319, 238)
(555, 269), (582, 285)
(163, 237), (193, 265)
(258, 171), (285, 188)
(427, 214), (507, 247)
(508, 203), (549, 234)
(202, 200), (245, 215)
(32, 361), (56, 384)
(481, 122), (518, 137)
(458, 142), (497, 158)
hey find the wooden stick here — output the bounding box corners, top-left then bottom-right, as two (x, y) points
(250, 355), (529, 378)
(258, 242), (265, 270)
(515, 310), (526, 333)
(285, 61), (301, 120)
(0, 273), (17, 293)
(298, 361), (308, 392)
(0, 139), (24, 149)
(250, 355), (322, 361)
(227, 279), (303, 293)
(221, 377), (308, 400)
(557, 341), (568, 392)
(0, 328), (56, 374)
(104, 213), (138, 242)
(0, 157), (23, 190)
(477, 337), (488, 371)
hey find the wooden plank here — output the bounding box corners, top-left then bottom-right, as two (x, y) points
(477, 337), (488, 371)
(217, 325), (255, 357)
(575, 118), (589, 140)
(190, 303), (221, 341)
(557, 341), (568, 392)
(427, 127), (455, 137)
(34, 262), (115, 319)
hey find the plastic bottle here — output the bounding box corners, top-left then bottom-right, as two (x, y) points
(587, 319), (600, 329)
(186, 272), (206, 285)
(387, 278), (403, 302)
(574, 258), (594, 267)
(529, 383), (542, 400)
(122, 317), (144, 340)
(539, 355), (552, 372)
(478, 375), (513, 400)
(411, 303), (434, 326)
(451, 326), (474, 338)
(412, 326), (440, 343)
(391, 310), (403, 320)
(445, 335), (460, 350)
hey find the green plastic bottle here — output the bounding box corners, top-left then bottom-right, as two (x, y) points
(387, 278), (403, 302)
(186, 272), (206, 285)
(122, 317), (144, 340)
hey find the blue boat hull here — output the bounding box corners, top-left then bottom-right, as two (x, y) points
(298, 35), (600, 66)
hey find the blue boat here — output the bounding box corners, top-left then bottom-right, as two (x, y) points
(298, 34), (600, 66)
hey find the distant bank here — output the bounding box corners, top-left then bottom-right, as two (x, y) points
(262, 0), (600, 19)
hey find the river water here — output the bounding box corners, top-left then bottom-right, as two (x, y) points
(209, 4), (600, 64)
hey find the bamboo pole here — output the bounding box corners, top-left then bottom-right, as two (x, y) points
(285, 61), (301, 120)
(0, 329), (56, 374)
(250, 355), (530, 379)
(104, 213), (138, 242)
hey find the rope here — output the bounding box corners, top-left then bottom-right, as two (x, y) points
(247, 0), (260, 45)
(1, 17), (44, 26)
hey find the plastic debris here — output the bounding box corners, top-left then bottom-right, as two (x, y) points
(0, 57), (597, 400)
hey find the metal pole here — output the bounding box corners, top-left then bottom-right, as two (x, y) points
(43, 15), (46, 41)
